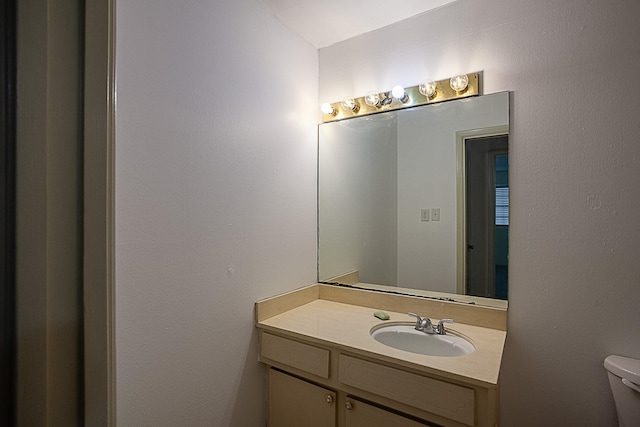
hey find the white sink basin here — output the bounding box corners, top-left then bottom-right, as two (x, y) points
(371, 324), (475, 357)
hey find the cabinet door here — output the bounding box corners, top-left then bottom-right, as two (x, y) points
(344, 397), (433, 427)
(268, 369), (336, 427)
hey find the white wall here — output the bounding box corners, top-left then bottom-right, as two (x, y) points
(115, 1), (318, 425)
(320, 0), (640, 425)
(319, 114), (398, 284)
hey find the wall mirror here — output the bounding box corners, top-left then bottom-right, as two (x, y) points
(318, 91), (510, 307)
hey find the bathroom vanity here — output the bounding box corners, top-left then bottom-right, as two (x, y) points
(256, 284), (507, 427)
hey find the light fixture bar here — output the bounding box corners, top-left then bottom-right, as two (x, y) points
(320, 72), (480, 123)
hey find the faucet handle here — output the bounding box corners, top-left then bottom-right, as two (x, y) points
(408, 312), (426, 331)
(407, 312), (422, 329)
(436, 319), (454, 335)
(408, 313), (434, 332)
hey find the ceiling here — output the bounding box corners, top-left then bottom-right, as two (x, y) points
(260, 0), (457, 49)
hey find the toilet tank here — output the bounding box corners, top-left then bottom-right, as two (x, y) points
(604, 355), (640, 427)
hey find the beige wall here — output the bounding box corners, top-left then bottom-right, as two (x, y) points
(16, 0), (84, 425)
(319, 0), (640, 425)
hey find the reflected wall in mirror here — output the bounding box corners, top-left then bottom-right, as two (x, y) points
(318, 91), (509, 303)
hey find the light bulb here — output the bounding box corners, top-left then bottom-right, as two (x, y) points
(321, 103), (336, 115)
(341, 97), (359, 112)
(364, 91), (381, 107)
(391, 85), (408, 103)
(449, 74), (469, 92)
(419, 80), (437, 98)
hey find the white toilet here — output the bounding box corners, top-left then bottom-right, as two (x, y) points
(604, 355), (640, 426)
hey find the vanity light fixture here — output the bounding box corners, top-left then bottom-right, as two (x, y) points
(419, 80), (437, 98)
(341, 97), (359, 112)
(391, 85), (409, 103)
(320, 72), (480, 123)
(364, 91), (382, 108)
(321, 102), (336, 116)
(449, 74), (469, 93)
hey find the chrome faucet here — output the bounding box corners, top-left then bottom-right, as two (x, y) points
(408, 313), (454, 335)
(408, 312), (433, 332)
(436, 318), (454, 335)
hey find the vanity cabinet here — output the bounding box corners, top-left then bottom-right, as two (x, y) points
(268, 368), (336, 427)
(344, 397), (432, 427)
(255, 285), (506, 427)
(268, 369), (432, 427)
(260, 331), (497, 427)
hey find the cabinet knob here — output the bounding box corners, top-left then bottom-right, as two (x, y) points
(345, 401), (353, 410)
(325, 395), (334, 404)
